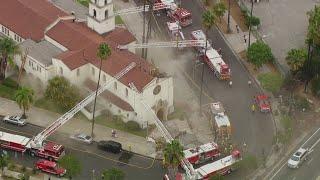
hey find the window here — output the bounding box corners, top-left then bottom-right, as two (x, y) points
(103, 74), (106, 82)
(91, 67), (95, 76)
(105, 0), (107, 5)
(29, 60), (32, 67)
(153, 85), (161, 95)
(118, 109), (121, 113)
(77, 69), (80, 76)
(14, 34), (17, 41)
(94, 0), (97, 4)
(93, 9), (97, 18)
(125, 88), (128, 97)
(1, 26), (4, 33)
(39, 67), (41, 73)
(127, 113), (129, 118)
(114, 82), (117, 90)
(60, 67), (63, 75)
(105, 10), (108, 19)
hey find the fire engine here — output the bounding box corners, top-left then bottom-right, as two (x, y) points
(191, 30), (231, 80)
(195, 150), (241, 180)
(167, 8), (192, 27)
(184, 142), (220, 165)
(255, 94), (271, 113)
(166, 21), (185, 41)
(0, 131), (64, 161)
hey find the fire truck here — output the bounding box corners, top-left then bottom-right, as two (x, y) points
(0, 131), (64, 161)
(166, 21), (184, 41)
(167, 8), (192, 27)
(184, 142), (220, 165)
(195, 150), (241, 180)
(191, 30), (231, 80)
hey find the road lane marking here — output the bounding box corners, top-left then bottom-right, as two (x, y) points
(310, 138), (320, 150)
(0, 126), (156, 169)
(307, 157), (314, 165)
(271, 128), (320, 179)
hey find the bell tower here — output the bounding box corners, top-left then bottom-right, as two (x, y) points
(87, 0), (115, 34)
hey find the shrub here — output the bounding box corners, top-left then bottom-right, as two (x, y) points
(126, 121), (141, 131)
(311, 77), (320, 97)
(21, 165), (26, 172)
(245, 15), (260, 27)
(294, 96), (310, 111)
(247, 41), (274, 69)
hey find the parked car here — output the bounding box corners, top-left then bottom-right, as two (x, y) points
(35, 159), (66, 177)
(97, 140), (122, 154)
(287, 147), (309, 168)
(2, 115), (26, 126)
(70, 133), (93, 144)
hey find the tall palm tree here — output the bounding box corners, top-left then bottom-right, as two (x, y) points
(91, 43), (111, 138)
(0, 154), (9, 177)
(200, 10), (216, 114)
(14, 86), (34, 119)
(0, 37), (20, 81)
(101, 168), (125, 180)
(163, 139), (184, 179)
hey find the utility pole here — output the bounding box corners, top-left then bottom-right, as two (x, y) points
(227, 0), (231, 33)
(248, 0), (254, 48)
(142, 0), (147, 58)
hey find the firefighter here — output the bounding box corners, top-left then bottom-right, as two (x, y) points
(251, 104), (256, 113)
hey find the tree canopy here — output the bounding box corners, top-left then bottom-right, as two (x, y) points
(202, 10), (216, 31)
(286, 48), (307, 73)
(58, 155), (82, 179)
(307, 5), (320, 46)
(14, 86), (34, 118)
(247, 41), (274, 69)
(213, 2), (227, 22)
(0, 37), (20, 80)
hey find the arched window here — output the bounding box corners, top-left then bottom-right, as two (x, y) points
(105, 0), (107, 5)
(105, 10), (108, 19)
(93, 9), (97, 18)
(95, 0), (97, 4)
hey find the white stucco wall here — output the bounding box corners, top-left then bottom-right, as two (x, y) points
(0, 24), (25, 43)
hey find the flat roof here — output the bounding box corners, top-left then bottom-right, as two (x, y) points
(0, 131), (30, 146)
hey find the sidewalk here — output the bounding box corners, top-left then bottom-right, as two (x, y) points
(0, 97), (156, 158)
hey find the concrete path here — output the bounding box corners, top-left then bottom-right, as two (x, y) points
(0, 97), (156, 158)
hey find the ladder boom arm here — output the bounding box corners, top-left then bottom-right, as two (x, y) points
(114, 3), (174, 16)
(118, 40), (206, 50)
(31, 62), (136, 147)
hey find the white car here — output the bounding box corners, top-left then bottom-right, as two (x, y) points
(70, 133), (93, 144)
(287, 147), (308, 168)
(2, 115), (27, 126)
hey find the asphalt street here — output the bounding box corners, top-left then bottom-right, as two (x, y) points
(271, 128), (320, 180)
(135, 0), (274, 156)
(0, 117), (164, 180)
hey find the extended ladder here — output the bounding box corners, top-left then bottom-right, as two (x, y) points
(117, 40), (206, 50)
(114, 3), (176, 16)
(30, 62), (136, 148)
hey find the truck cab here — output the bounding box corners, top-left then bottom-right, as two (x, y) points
(30, 142), (65, 161)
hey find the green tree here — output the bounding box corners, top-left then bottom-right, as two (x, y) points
(58, 155), (82, 179)
(213, 2), (227, 22)
(45, 76), (80, 111)
(163, 140), (184, 179)
(91, 43), (111, 138)
(101, 168), (125, 180)
(286, 48), (307, 73)
(0, 37), (20, 81)
(200, 10), (216, 113)
(0, 154), (10, 176)
(307, 5), (320, 46)
(247, 41), (274, 69)
(14, 86), (34, 118)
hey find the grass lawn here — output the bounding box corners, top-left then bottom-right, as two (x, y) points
(77, 0), (89, 7)
(0, 78), (18, 100)
(95, 115), (154, 137)
(257, 72), (284, 94)
(115, 15), (124, 25)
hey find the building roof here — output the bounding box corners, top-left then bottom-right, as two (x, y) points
(0, 0), (68, 41)
(48, 20), (153, 91)
(85, 79), (134, 111)
(20, 39), (63, 66)
(51, 0), (88, 20)
(105, 27), (136, 45)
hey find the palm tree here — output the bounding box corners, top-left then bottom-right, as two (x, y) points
(200, 10), (216, 114)
(91, 43), (111, 138)
(101, 168), (125, 180)
(14, 86), (34, 119)
(163, 139), (184, 179)
(0, 37), (20, 81)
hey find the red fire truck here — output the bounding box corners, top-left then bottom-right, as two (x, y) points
(191, 30), (231, 80)
(184, 142), (220, 165)
(0, 131), (65, 161)
(155, 0), (192, 27)
(195, 150), (241, 180)
(255, 94), (271, 113)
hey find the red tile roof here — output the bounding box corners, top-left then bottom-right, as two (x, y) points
(105, 27), (136, 45)
(0, 0), (68, 41)
(49, 20), (153, 91)
(84, 79), (134, 111)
